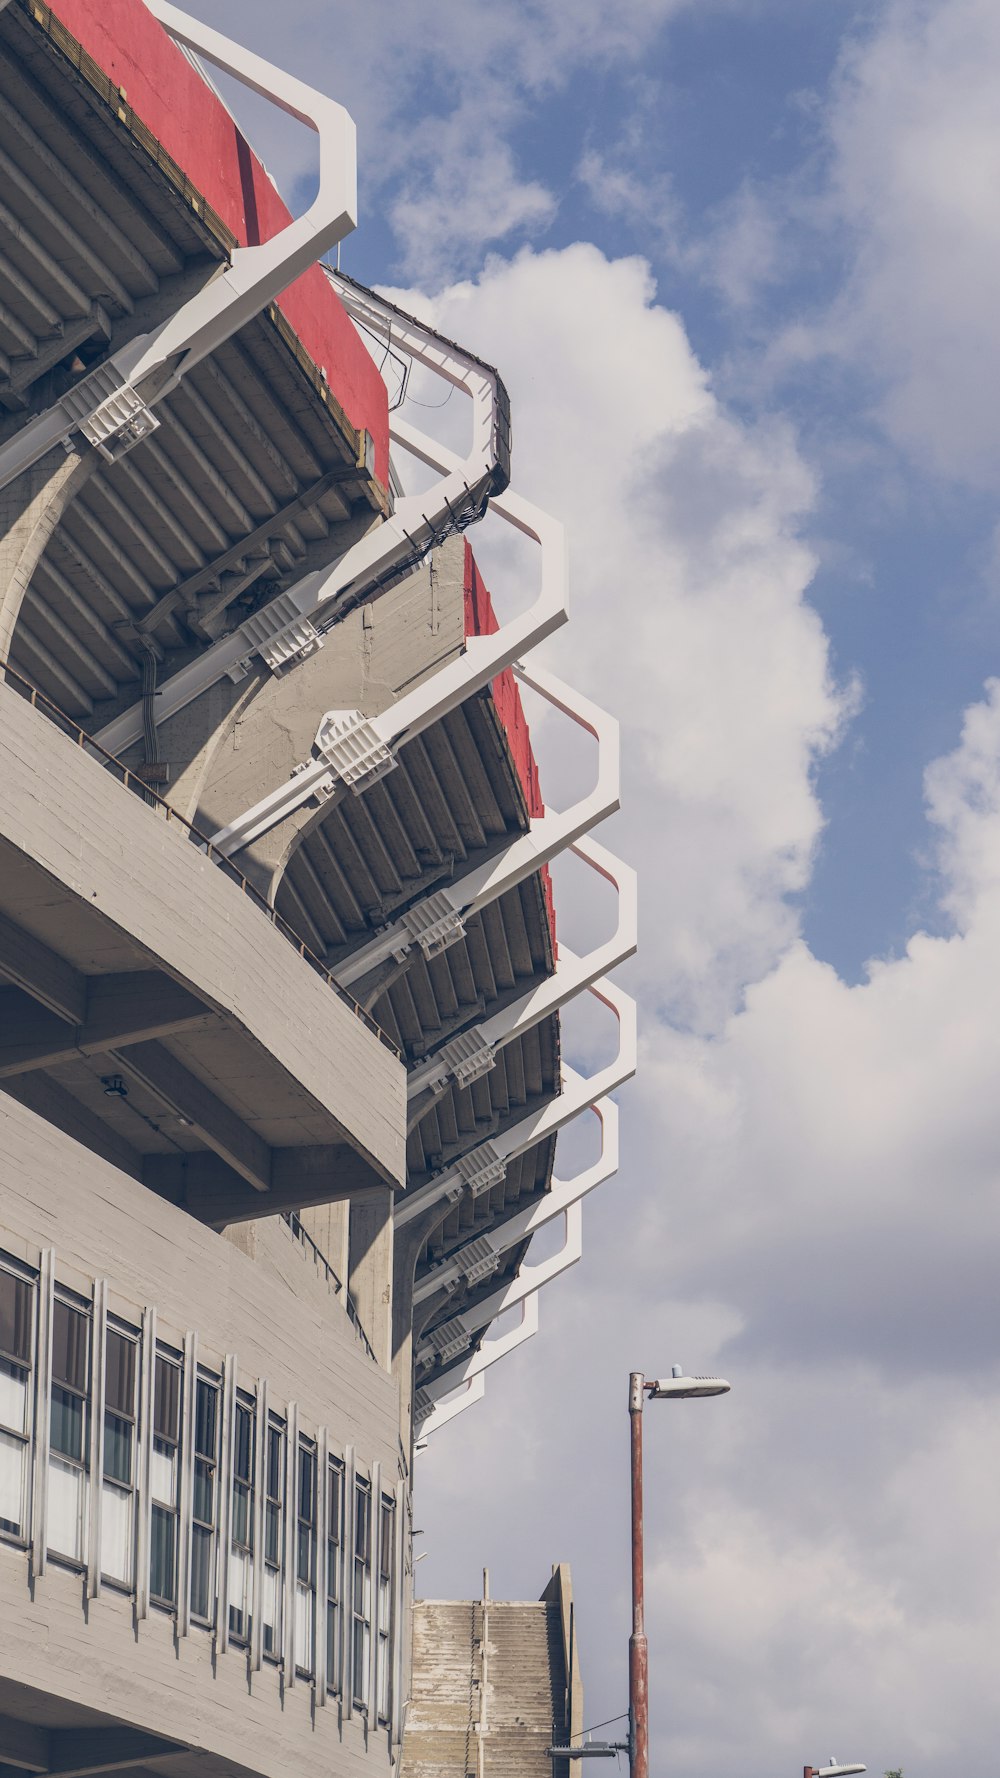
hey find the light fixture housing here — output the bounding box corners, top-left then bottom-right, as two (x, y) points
(646, 1365), (730, 1400)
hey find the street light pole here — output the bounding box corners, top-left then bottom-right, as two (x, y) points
(629, 1371), (648, 1778)
(626, 1366), (731, 1778)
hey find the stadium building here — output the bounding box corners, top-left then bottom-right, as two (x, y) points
(0, 3), (635, 1775)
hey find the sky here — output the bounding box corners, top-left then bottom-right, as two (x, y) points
(192, 2), (1000, 1772)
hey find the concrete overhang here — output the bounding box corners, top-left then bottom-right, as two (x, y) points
(0, 681), (406, 1223)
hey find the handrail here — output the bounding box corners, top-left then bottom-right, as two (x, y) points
(0, 658), (400, 1058)
(282, 1213), (380, 1365)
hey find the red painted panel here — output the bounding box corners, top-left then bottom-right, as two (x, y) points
(49, 0), (389, 484)
(464, 542), (556, 949)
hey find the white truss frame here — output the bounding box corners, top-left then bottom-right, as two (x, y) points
(205, 480), (567, 855)
(416, 1297), (540, 1435)
(415, 1200), (582, 1374)
(416, 1374), (485, 1440)
(94, 278), (521, 757)
(334, 664), (620, 988)
(407, 838), (636, 1101)
(395, 977), (635, 1230)
(412, 1096), (618, 1307)
(0, 1), (358, 494)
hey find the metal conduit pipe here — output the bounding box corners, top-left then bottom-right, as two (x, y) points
(0, 1), (358, 496)
(95, 279), (519, 759)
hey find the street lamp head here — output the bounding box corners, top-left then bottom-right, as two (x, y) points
(646, 1365), (730, 1400)
(814, 1764), (866, 1776)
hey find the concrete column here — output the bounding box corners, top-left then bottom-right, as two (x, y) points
(348, 1187), (395, 1369)
(0, 444), (96, 663)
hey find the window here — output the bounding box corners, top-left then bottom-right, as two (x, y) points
(0, 1265), (33, 1540)
(376, 1495), (394, 1723)
(229, 1396), (255, 1642)
(352, 1479), (372, 1709)
(262, 1418), (283, 1657)
(294, 1439), (317, 1674)
(48, 1295), (90, 1562)
(150, 1351), (181, 1605)
(101, 1325), (137, 1585)
(191, 1375), (219, 1623)
(326, 1460), (344, 1691)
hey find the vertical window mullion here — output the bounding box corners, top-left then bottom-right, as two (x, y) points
(0, 1259), (37, 1548)
(316, 1427), (329, 1707)
(343, 1444), (355, 1718)
(368, 1461), (381, 1721)
(391, 1481), (405, 1748)
(135, 1305), (156, 1621)
(250, 1378), (267, 1672)
(282, 1401), (298, 1685)
(216, 1354), (237, 1653)
(86, 1279), (107, 1597)
(177, 1330), (198, 1638)
(31, 1248), (54, 1576)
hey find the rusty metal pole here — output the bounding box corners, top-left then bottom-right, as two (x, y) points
(629, 1371), (648, 1778)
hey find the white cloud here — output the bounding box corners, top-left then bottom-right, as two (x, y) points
(816, 0), (1000, 485)
(401, 246), (1000, 1776)
(386, 243), (848, 1028)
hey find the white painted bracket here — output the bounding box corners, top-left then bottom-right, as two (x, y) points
(334, 666), (618, 987)
(454, 1142), (508, 1199)
(95, 278), (519, 755)
(204, 483), (567, 857)
(396, 976), (636, 1230)
(391, 892), (467, 962)
(0, 1), (358, 496)
(226, 592), (325, 680)
(413, 1097), (618, 1308)
(406, 836), (637, 1101)
(61, 365), (160, 462)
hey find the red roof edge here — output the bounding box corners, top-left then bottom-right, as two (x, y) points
(48, 0), (390, 487)
(463, 541), (556, 953)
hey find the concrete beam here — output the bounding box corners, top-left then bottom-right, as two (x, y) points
(0, 1717), (47, 1772)
(2, 1073), (142, 1180)
(144, 1145), (393, 1226)
(45, 1730), (185, 1778)
(0, 908), (86, 1023)
(0, 972), (212, 1077)
(114, 1040), (272, 1192)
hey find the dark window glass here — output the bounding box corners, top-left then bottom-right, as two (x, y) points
(0, 1272), (31, 1365)
(234, 1403), (253, 1484)
(52, 1300), (88, 1392)
(193, 1461), (213, 1526)
(194, 1378), (217, 1458)
(153, 1356), (180, 1442)
(150, 1502), (176, 1603)
(103, 1412), (132, 1485)
(266, 1424), (282, 1500)
(105, 1331), (135, 1415)
(50, 1385), (84, 1463)
(190, 1524), (213, 1620)
(231, 1480), (250, 1548)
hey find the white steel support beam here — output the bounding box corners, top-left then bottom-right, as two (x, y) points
(334, 666), (619, 986)
(416, 1297), (540, 1431)
(407, 839), (636, 1101)
(203, 484), (567, 857)
(415, 1374), (485, 1440)
(395, 978), (635, 1230)
(95, 282), (518, 754)
(412, 1098), (618, 1307)
(416, 1201), (583, 1371)
(0, 3), (357, 492)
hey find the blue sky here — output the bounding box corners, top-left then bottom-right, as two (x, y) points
(198, 1), (1000, 1771)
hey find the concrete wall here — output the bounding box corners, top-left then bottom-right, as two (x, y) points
(0, 1088), (405, 1778)
(0, 680), (405, 1188)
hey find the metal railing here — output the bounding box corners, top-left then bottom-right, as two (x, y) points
(283, 1212), (380, 1364)
(0, 658), (400, 1057)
